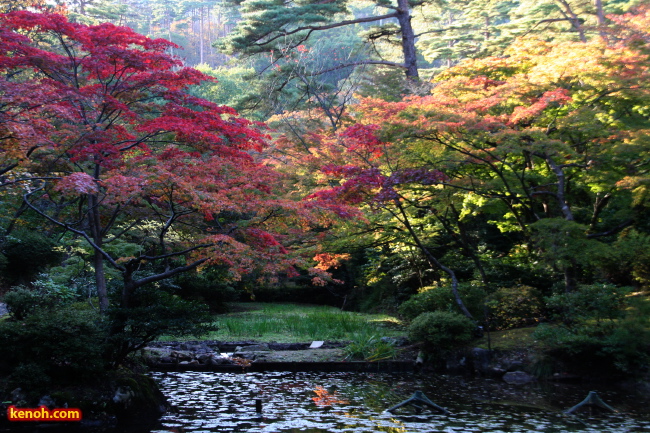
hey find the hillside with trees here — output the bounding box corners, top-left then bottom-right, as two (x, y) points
(0, 0), (649, 418)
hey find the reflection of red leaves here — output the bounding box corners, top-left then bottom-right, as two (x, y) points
(312, 386), (349, 407)
(231, 357), (252, 368)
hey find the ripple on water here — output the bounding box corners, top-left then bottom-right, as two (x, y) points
(148, 371), (650, 433)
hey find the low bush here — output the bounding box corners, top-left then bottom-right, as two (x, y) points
(533, 284), (650, 374)
(2, 229), (63, 283)
(408, 311), (476, 353)
(544, 283), (628, 325)
(4, 276), (78, 320)
(0, 307), (108, 393)
(398, 284), (486, 320)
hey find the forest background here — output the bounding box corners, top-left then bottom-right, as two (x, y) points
(0, 0), (650, 399)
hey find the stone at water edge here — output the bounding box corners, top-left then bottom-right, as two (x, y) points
(235, 343), (271, 352)
(502, 371), (535, 385)
(310, 341), (324, 349)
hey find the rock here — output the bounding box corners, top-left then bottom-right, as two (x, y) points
(381, 336), (409, 347)
(445, 354), (467, 374)
(233, 353), (256, 360)
(235, 343), (271, 352)
(197, 354), (213, 364)
(113, 387), (135, 406)
(112, 373), (168, 422)
(10, 388), (26, 405)
(487, 367), (507, 378)
(471, 348), (491, 374)
(38, 395), (55, 408)
(171, 351), (193, 361)
(160, 356), (174, 364)
(505, 360), (525, 372)
(209, 356), (231, 366)
(174, 342), (212, 353)
(143, 347), (172, 362)
(503, 371), (535, 385)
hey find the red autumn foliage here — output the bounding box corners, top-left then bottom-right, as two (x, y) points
(0, 10), (314, 310)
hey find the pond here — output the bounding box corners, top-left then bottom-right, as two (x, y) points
(148, 371), (650, 433)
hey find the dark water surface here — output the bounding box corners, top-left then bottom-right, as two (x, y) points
(148, 371), (650, 433)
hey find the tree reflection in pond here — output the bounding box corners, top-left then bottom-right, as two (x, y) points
(148, 371), (650, 433)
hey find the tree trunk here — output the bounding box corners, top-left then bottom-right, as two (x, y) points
(564, 259), (578, 292)
(93, 248), (109, 312)
(396, 0), (418, 79)
(199, 7), (204, 64)
(121, 269), (136, 309)
(556, 0), (587, 42)
(89, 189), (109, 313)
(594, 0), (608, 41)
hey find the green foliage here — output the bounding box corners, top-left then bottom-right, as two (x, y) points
(1, 229), (62, 283)
(350, 247), (428, 313)
(605, 229), (650, 286)
(533, 285), (650, 374)
(108, 287), (216, 364)
(4, 287), (42, 320)
(530, 219), (609, 270)
(0, 307), (108, 392)
(0, 283), (218, 393)
(4, 275), (79, 320)
(533, 321), (650, 374)
(399, 284), (487, 320)
(174, 267), (238, 313)
(407, 311), (476, 353)
(486, 285), (544, 330)
(344, 333), (397, 362)
(190, 64), (258, 111)
(544, 283), (629, 326)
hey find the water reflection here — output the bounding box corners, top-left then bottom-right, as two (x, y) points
(149, 371), (650, 433)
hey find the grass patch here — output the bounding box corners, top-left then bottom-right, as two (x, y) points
(161, 302), (406, 343)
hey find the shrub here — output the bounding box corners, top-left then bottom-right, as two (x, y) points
(2, 229), (62, 283)
(544, 283), (629, 326)
(533, 321), (650, 374)
(108, 287), (216, 365)
(408, 311), (476, 353)
(344, 333), (397, 362)
(486, 285), (544, 330)
(533, 284), (650, 374)
(399, 284), (486, 320)
(0, 307), (108, 392)
(4, 286), (42, 320)
(4, 275), (79, 319)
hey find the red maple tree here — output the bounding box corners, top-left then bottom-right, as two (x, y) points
(0, 11), (304, 312)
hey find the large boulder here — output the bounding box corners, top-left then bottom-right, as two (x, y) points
(502, 370), (535, 385)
